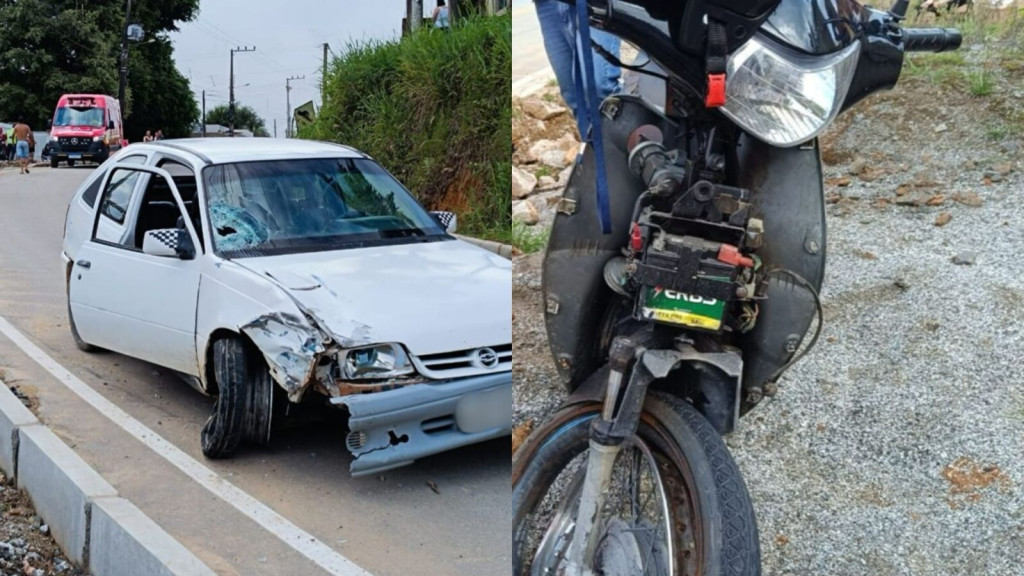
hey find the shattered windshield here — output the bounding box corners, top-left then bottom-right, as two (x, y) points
(54, 107), (105, 127)
(202, 157), (447, 255)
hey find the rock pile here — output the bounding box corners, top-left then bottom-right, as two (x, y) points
(511, 88), (580, 228)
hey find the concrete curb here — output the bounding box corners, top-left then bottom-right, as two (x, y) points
(0, 381), (215, 575)
(456, 234), (517, 259)
(512, 67), (555, 98)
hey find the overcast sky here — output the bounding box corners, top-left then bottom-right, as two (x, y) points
(170, 1), (436, 138)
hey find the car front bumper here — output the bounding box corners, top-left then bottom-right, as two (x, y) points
(332, 371), (511, 477)
(50, 141), (109, 162)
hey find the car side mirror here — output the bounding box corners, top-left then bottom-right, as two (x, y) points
(430, 211), (457, 234)
(108, 121), (115, 130)
(142, 218), (195, 260)
(142, 229), (181, 258)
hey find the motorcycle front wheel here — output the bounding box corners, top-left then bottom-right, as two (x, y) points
(512, 391), (761, 576)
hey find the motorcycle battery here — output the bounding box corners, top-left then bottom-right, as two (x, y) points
(632, 233), (737, 332)
(632, 234), (738, 302)
(636, 285), (727, 331)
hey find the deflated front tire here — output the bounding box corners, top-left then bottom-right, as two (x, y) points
(201, 336), (274, 457)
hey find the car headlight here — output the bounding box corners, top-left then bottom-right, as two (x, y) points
(339, 343), (415, 379)
(720, 35), (860, 147)
(93, 136), (104, 142)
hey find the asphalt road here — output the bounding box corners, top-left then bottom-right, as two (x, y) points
(512, 0), (553, 94)
(0, 166), (510, 576)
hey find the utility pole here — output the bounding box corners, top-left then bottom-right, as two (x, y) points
(117, 0), (133, 114)
(229, 46), (256, 137)
(322, 43), (329, 105)
(411, 0), (423, 31)
(201, 90), (206, 138)
(285, 75), (304, 138)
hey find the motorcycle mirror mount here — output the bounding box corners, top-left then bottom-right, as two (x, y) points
(889, 0), (911, 19)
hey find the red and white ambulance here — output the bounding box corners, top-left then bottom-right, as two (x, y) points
(48, 94), (124, 168)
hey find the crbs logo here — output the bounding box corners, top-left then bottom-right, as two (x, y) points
(653, 287), (718, 306)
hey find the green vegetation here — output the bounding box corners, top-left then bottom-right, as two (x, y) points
(301, 13), (511, 243)
(0, 0), (199, 140)
(205, 104), (270, 137)
(512, 221), (549, 254)
(966, 69), (994, 96)
(894, 2), (1024, 136)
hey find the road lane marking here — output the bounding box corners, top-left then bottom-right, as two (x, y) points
(0, 315), (372, 576)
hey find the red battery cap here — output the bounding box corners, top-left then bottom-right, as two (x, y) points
(630, 223), (643, 252)
(718, 244), (753, 268)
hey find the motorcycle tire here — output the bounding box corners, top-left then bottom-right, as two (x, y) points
(512, 391), (761, 576)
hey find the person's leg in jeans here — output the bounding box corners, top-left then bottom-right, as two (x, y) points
(590, 29), (621, 101)
(534, 0), (579, 113)
(534, 0), (621, 119)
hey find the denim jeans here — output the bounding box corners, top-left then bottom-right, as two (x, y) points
(534, 0), (621, 124)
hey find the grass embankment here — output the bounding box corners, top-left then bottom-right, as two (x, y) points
(302, 13), (511, 243)
(896, 2), (1024, 137)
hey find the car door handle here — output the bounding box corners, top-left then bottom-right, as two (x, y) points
(76, 259), (91, 269)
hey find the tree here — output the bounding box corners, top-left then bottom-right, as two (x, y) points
(0, 0), (199, 140)
(205, 104), (270, 137)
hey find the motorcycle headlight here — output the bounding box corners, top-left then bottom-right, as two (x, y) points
(339, 343), (414, 380)
(721, 35), (860, 147)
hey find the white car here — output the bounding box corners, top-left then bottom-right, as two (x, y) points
(61, 139), (512, 475)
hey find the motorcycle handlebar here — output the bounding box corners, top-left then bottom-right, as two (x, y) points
(902, 27), (962, 53)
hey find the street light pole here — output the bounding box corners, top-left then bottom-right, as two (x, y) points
(285, 75), (304, 138)
(117, 0), (133, 114)
(229, 46), (256, 136)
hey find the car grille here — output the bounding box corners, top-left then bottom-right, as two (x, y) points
(58, 137), (91, 151)
(411, 344), (512, 379)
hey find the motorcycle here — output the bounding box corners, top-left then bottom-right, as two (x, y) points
(512, 1), (961, 574)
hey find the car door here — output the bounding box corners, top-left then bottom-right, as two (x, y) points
(69, 164), (203, 376)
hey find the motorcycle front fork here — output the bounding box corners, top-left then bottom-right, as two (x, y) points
(564, 336), (655, 576)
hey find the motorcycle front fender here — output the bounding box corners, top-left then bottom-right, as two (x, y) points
(543, 107), (826, 394)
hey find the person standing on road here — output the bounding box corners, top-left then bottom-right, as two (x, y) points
(13, 118), (33, 174)
(533, 0), (621, 130)
(0, 129), (7, 161)
(154, 129), (164, 141)
(433, 0), (450, 30)
(4, 125), (14, 161)
(143, 130), (154, 142)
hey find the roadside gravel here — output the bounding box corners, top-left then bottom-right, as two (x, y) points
(512, 70), (1024, 574)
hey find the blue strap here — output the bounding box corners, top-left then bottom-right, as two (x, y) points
(573, 1), (612, 234)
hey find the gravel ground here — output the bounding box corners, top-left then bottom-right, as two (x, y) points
(0, 476), (87, 576)
(0, 384), (88, 576)
(512, 66), (1024, 574)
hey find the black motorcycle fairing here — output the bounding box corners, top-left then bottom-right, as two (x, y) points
(840, 6), (906, 112)
(542, 95), (671, 387)
(761, 0), (863, 55)
(732, 134), (826, 395)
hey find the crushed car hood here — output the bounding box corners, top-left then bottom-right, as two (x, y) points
(241, 239), (511, 355)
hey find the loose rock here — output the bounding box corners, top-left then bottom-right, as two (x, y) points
(848, 158), (868, 176)
(952, 251), (977, 265)
(935, 212), (952, 227)
(511, 166), (537, 199)
(536, 175), (559, 190)
(522, 99), (568, 121)
(512, 201), (539, 225)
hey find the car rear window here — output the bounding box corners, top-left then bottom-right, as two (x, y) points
(81, 178), (102, 207)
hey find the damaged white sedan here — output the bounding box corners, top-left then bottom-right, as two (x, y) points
(61, 139), (511, 475)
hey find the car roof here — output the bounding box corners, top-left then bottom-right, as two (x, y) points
(132, 138), (366, 165)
